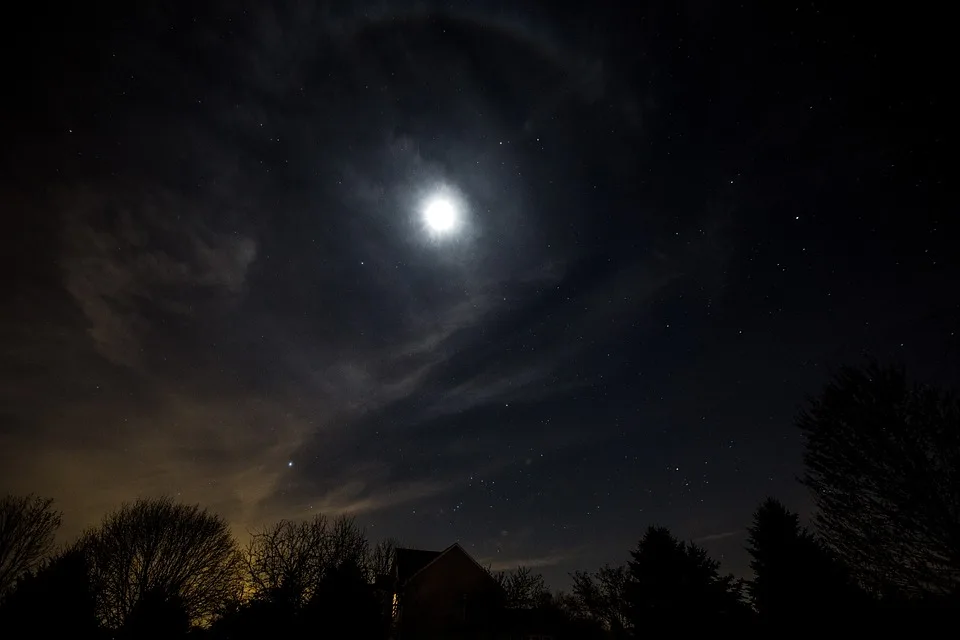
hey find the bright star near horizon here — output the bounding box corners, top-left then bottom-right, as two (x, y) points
(423, 194), (460, 234)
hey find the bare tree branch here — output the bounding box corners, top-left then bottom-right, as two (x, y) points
(571, 564), (631, 634)
(79, 497), (241, 629)
(492, 565), (549, 609)
(800, 362), (960, 596)
(243, 514), (374, 607)
(0, 494), (62, 596)
(366, 538), (397, 582)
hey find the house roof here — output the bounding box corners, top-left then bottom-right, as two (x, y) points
(394, 547), (443, 585)
(394, 543), (504, 593)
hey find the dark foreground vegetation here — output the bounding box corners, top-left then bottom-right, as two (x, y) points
(2, 362), (958, 637)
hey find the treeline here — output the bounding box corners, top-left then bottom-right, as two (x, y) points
(559, 362), (960, 633)
(0, 497), (396, 639)
(1, 361), (958, 637)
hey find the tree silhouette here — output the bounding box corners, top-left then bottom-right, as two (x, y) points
(120, 586), (190, 640)
(548, 590), (609, 640)
(217, 514), (394, 639)
(0, 548), (100, 637)
(627, 526), (747, 629)
(799, 362), (960, 596)
(746, 498), (811, 618)
(242, 514), (370, 607)
(209, 592), (298, 639)
(366, 537), (397, 584)
(80, 497), (241, 630)
(494, 565), (550, 609)
(0, 494), (61, 596)
(746, 497), (856, 623)
(302, 560), (388, 639)
(570, 564), (630, 636)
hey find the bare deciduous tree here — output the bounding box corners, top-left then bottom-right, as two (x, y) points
(327, 515), (369, 571)
(243, 514), (371, 606)
(80, 497), (241, 629)
(366, 538), (397, 582)
(800, 362), (960, 596)
(492, 565), (549, 609)
(0, 494), (62, 596)
(571, 564), (631, 635)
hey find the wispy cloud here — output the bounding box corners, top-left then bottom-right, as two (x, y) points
(694, 530), (744, 544)
(61, 188), (257, 368)
(483, 551), (577, 572)
(299, 480), (453, 519)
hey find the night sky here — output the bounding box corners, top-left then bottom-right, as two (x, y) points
(1, 2), (954, 588)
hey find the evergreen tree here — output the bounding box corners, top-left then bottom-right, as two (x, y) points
(627, 526), (747, 630)
(0, 548), (100, 637)
(746, 498), (855, 623)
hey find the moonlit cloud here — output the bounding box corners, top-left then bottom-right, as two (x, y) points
(6, 0), (932, 593)
(60, 188), (257, 369)
(694, 530), (745, 544)
(483, 551), (576, 572)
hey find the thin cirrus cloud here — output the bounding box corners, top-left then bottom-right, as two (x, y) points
(60, 187), (257, 369)
(483, 551), (576, 572)
(693, 530), (745, 544)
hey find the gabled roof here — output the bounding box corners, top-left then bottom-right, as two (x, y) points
(394, 547), (443, 585)
(394, 542), (503, 590)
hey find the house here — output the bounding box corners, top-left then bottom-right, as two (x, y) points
(389, 543), (561, 640)
(391, 543), (505, 639)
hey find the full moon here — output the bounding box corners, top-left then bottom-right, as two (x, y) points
(423, 195), (459, 234)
